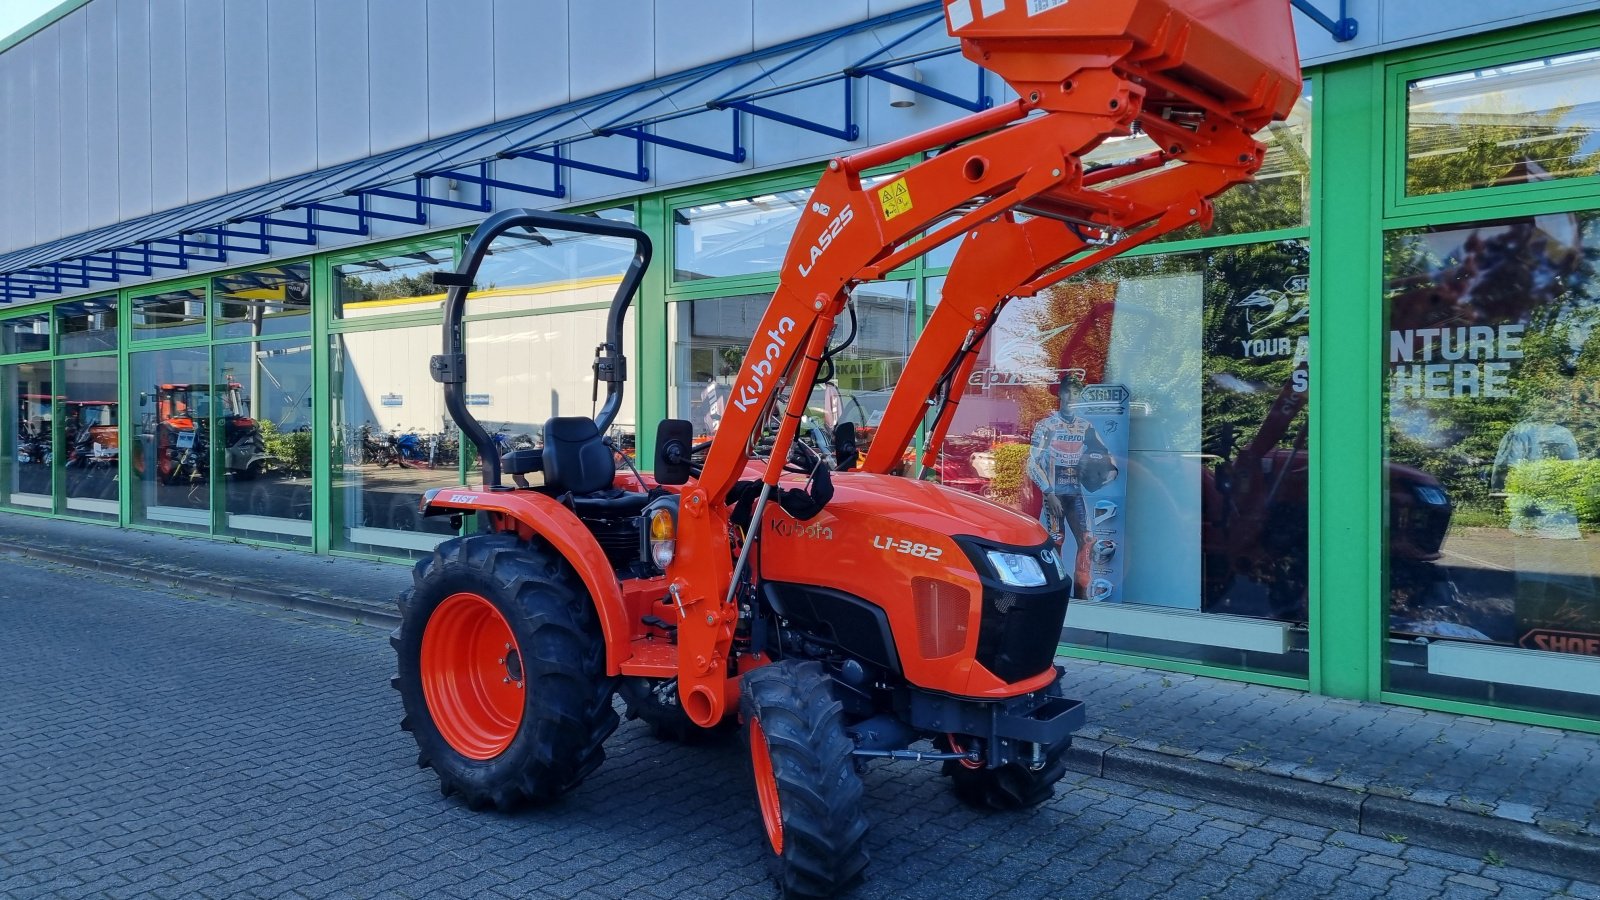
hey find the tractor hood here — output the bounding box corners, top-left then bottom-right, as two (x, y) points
(824, 471), (1048, 548)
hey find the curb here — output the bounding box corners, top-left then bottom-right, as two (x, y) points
(1066, 738), (1600, 883)
(1, 542), (401, 630)
(11, 537), (1599, 881)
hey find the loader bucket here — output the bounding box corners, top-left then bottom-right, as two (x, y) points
(946, 0), (1301, 130)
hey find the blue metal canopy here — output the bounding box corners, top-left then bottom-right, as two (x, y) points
(0, 2), (966, 303)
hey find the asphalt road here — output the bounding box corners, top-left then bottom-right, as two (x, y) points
(2, 554), (1596, 900)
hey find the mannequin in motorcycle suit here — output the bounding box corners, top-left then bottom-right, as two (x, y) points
(1028, 376), (1118, 597)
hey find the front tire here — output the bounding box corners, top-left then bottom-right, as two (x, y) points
(741, 660), (869, 898)
(392, 532), (617, 810)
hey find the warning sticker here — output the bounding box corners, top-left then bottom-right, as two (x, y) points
(878, 178), (914, 222)
(1027, 0), (1068, 15)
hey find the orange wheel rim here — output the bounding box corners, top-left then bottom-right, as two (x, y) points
(750, 718), (784, 854)
(421, 592), (525, 760)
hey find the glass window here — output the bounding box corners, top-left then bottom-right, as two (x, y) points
(674, 188), (811, 282)
(668, 282), (914, 462)
(130, 346), (212, 532)
(60, 355), (119, 520)
(332, 325), (460, 558)
(55, 296), (119, 354)
(468, 208), (638, 318)
(3, 361), (55, 508)
(332, 246), (453, 320)
(933, 239), (1311, 676)
(216, 337), (315, 545)
(1383, 210), (1600, 718)
(212, 263), (311, 339)
(132, 287), (207, 341)
(1058, 86), (1315, 251)
(1, 312), (50, 355)
(1406, 49), (1600, 197)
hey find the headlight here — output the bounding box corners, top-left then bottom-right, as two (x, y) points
(986, 550), (1047, 588)
(1414, 485), (1448, 506)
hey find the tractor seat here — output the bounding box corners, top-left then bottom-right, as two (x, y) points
(542, 416), (651, 517)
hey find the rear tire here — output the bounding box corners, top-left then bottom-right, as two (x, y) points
(741, 660), (869, 898)
(943, 739), (1070, 810)
(392, 532), (617, 810)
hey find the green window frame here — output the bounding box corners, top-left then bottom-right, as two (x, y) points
(1383, 14), (1600, 221)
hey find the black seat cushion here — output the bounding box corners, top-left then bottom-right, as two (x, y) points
(570, 489), (653, 517)
(542, 417), (618, 495)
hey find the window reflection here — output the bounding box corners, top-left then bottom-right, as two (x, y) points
(217, 338), (315, 544)
(2, 312), (50, 355)
(1406, 49), (1600, 197)
(332, 326), (460, 558)
(61, 356), (119, 520)
(56, 296), (118, 354)
(4, 361), (54, 508)
(130, 347), (212, 532)
(132, 288), (207, 341)
(1384, 210), (1600, 717)
(213, 264), (311, 339)
(333, 247), (453, 319)
(669, 283), (914, 462)
(934, 240), (1311, 675)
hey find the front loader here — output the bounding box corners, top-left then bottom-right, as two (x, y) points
(390, 1), (1302, 895)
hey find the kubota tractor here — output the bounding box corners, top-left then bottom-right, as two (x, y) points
(391, 2), (1301, 895)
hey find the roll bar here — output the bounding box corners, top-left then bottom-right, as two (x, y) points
(429, 208), (653, 490)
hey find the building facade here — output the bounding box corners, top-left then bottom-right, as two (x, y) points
(2, 0), (1599, 732)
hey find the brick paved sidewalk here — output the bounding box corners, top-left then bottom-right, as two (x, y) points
(2, 513), (1598, 880)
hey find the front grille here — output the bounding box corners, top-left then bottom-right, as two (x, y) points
(974, 583), (1070, 683)
(911, 577), (971, 659)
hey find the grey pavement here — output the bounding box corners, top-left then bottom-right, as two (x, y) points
(5, 554), (1598, 900)
(3, 515), (1600, 881)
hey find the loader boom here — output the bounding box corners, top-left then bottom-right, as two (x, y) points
(670, 0), (1303, 725)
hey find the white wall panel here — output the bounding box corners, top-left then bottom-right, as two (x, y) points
(184, 0), (226, 203)
(315, 0), (369, 167)
(656, 1), (753, 76)
(56, 8), (89, 239)
(267, 0), (317, 182)
(493, 0), (570, 121)
(427, 0), (495, 138)
(84, 0), (119, 231)
(149, 0), (188, 212)
(569, 0), (653, 96)
(369, 0), (429, 155)
(755, 0), (867, 48)
(224, 0), (270, 193)
(116, 0), (152, 220)
(30, 27), (61, 244)
(0, 52), (25, 252)
(6, 0), (1600, 262)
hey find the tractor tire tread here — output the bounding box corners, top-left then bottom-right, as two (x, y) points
(741, 660), (869, 899)
(392, 532), (617, 812)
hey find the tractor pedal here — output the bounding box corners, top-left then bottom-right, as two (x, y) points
(641, 615), (677, 633)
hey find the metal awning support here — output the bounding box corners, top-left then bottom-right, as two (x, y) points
(1291, 0), (1358, 41)
(421, 159), (567, 202)
(506, 139), (652, 183)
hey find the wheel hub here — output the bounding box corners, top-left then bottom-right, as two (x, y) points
(420, 592), (526, 760)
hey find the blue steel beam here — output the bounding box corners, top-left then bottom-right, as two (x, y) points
(1291, 0), (1359, 41)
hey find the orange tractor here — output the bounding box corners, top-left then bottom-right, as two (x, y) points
(391, 2), (1301, 895)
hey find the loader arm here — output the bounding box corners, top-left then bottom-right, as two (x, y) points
(671, 0), (1302, 726)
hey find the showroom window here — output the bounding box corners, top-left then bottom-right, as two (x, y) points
(1383, 210), (1600, 718)
(327, 240), (462, 559)
(0, 297), (121, 522)
(669, 282), (915, 461)
(930, 240), (1313, 677)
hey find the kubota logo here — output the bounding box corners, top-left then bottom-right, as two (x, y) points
(731, 317), (798, 412)
(797, 205), (854, 277)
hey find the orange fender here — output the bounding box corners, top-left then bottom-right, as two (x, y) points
(419, 488), (631, 675)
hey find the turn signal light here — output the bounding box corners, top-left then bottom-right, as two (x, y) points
(649, 508), (676, 568)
